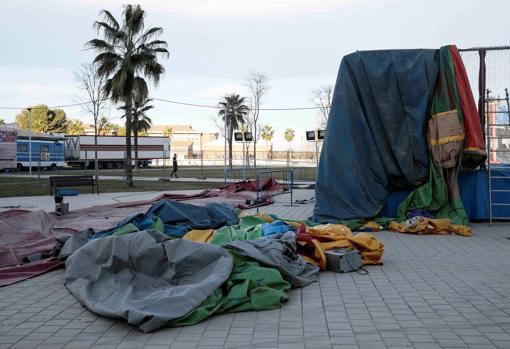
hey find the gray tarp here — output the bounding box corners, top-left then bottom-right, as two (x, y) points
(58, 229), (93, 260)
(65, 230), (233, 333)
(225, 232), (319, 287)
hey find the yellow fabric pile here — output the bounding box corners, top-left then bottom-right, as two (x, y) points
(388, 217), (472, 237)
(298, 224), (385, 270)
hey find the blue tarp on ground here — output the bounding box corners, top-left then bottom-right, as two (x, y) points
(146, 201), (239, 229)
(380, 168), (510, 221)
(313, 49), (439, 223)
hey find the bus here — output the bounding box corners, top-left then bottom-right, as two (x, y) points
(15, 130), (65, 170)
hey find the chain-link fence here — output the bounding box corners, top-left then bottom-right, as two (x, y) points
(460, 46), (510, 165)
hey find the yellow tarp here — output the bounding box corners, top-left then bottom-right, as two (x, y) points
(298, 224), (384, 270)
(388, 217), (472, 237)
(183, 229), (215, 243)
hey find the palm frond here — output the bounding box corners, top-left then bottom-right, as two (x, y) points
(138, 105), (154, 113)
(139, 27), (164, 45)
(132, 77), (149, 102)
(94, 52), (121, 77)
(124, 4), (145, 35)
(145, 40), (168, 49)
(99, 9), (120, 30)
(86, 38), (114, 52)
(143, 61), (165, 85)
(93, 21), (123, 43)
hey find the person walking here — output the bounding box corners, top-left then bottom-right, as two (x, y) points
(170, 153), (178, 178)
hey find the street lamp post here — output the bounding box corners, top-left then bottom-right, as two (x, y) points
(306, 129), (325, 166)
(27, 108), (32, 176)
(198, 132), (206, 180)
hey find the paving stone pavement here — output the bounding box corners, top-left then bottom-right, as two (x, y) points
(2, 196), (510, 348)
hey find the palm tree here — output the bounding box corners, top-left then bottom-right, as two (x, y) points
(121, 96), (153, 170)
(163, 126), (173, 138)
(284, 128), (295, 165)
(261, 125), (274, 161)
(284, 128), (295, 150)
(87, 4), (168, 186)
(218, 94), (249, 169)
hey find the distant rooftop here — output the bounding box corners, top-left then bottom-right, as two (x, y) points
(150, 124), (197, 133)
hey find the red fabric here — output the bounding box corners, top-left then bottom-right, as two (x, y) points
(0, 258), (61, 287)
(449, 45), (485, 154)
(0, 179), (283, 286)
(220, 178), (285, 193)
(0, 209), (31, 219)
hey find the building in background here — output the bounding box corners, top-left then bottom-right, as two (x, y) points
(149, 125), (218, 159)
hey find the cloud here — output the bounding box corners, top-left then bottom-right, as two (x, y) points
(77, 0), (369, 18)
(194, 84), (247, 98)
(8, 83), (72, 97)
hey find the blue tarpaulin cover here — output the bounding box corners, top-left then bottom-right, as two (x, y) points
(379, 168), (510, 221)
(313, 49), (439, 222)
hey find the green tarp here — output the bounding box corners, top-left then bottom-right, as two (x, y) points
(397, 46), (469, 225)
(168, 249), (291, 327)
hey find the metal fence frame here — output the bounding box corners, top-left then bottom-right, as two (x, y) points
(460, 45), (510, 224)
(255, 169), (294, 214)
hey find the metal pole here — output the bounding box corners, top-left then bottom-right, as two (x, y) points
(315, 131), (319, 166)
(28, 108), (32, 176)
(487, 89), (493, 226)
(200, 132), (203, 177)
(224, 113), (227, 180)
(38, 148), (41, 182)
(505, 88), (510, 125)
(242, 139), (246, 179)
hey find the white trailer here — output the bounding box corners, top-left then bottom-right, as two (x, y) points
(0, 126), (17, 171)
(65, 135), (170, 169)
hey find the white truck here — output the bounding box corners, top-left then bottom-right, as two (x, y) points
(65, 135), (170, 169)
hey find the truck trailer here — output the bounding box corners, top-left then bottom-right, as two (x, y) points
(64, 135), (170, 169)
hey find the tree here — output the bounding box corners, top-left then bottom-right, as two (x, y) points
(97, 116), (119, 135)
(15, 105), (68, 133)
(0, 118), (5, 125)
(67, 119), (86, 135)
(284, 128), (295, 150)
(163, 126), (173, 138)
(245, 71), (269, 168)
(75, 63), (108, 184)
(97, 116), (109, 135)
(218, 94), (249, 169)
(311, 85), (333, 128)
(87, 4), (169, 187)
(121, 96), (153, 170)
(261, 125), (274, 160)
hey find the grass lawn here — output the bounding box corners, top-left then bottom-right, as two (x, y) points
(0, 176), (218, 198)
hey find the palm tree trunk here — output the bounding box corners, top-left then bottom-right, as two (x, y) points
(125, 98), (133, 187)
(94, 117), (99, 187)
(134, 129), (139, 172)
(266, 140), (269, 164)
(229, 126), (233, 169)
(246, 143), (250, 168)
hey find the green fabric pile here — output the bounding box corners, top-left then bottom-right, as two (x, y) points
(168, 250), (291, 327)
(396, 46), (470, 226)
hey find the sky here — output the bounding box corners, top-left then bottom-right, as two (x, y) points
(1, 0), (509, 150)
